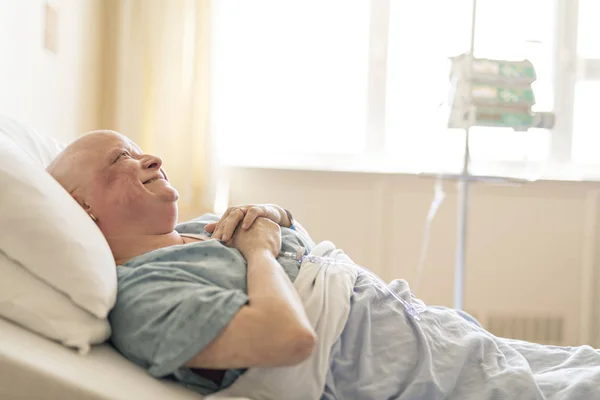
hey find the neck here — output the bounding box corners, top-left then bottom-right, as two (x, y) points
(107, 230), (184, 265)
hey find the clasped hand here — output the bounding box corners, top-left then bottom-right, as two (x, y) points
(206, 204), (289, 259)
(227, 217), (282, 259)
(205, 204), (290, 242)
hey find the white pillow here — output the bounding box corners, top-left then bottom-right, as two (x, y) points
(0, 115), (65, 167)
(0, 121), (117, 318)
(0, 250), (110, 354)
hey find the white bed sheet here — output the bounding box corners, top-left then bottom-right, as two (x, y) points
(0, 317), (249, 400)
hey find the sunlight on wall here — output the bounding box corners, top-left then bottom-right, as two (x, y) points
(0, 0), (103, 143)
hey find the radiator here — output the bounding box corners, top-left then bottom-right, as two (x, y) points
(469, 312), (566, 345)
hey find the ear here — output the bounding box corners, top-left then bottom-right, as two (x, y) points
(71, 193), (89, 210)
(72, 194), (96, 220)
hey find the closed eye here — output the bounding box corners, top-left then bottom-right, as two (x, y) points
(115, 151), (130, 162)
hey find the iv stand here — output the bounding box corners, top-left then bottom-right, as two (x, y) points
(449, 0), (555, 309)
(453, 0), (478, 310)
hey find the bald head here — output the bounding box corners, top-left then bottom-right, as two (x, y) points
(47, 130), (130, 195)
(46, 130), (181, 262)
(47, 130), (179, 239)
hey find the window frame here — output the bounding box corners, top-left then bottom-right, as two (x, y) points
(550, 0), (578, 164)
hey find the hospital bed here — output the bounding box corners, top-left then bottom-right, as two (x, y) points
(0, 317), (240, 399)
(0, 317), (250, 399)
(3, 117), (600, 400)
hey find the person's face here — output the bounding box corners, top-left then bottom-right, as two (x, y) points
(60, 131), (179, 236)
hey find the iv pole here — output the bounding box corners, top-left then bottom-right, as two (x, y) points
(453, 0), (478, 310)
(449, 0), (555, 309)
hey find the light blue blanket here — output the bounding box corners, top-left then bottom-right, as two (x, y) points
(323, 271), (600, 400)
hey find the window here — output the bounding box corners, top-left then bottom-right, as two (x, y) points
(212, 0), (598, 179)
(572, 0), (600, 165)
(385, 0), (554, 174)
(212, 0), (370, 165)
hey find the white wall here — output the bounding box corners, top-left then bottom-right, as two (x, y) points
(228, 167), (600, 348)
(0, 0), (103, 143)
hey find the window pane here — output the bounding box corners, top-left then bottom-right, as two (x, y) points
(578, 0), (600, 58)
(212, 0), (370, 162)
(385, 0), (554, 170)
(572, 81), (600, 164)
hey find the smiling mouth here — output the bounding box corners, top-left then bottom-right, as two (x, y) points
(143, 177), (161, 185)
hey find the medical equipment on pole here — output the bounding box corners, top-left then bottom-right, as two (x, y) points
(446, 0), (555, 310)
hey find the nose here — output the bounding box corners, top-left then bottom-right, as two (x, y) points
(143, 155), (162, 170)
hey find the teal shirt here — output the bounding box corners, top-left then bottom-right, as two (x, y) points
(108, 214), (314, 395)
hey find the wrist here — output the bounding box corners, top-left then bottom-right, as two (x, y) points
(244, 248), (277, 262)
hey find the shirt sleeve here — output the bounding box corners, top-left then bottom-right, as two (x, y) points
(109, 265), (248, 378)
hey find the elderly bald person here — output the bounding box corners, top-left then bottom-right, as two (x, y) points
(47, 130), (317, 393)
(49, 131), (600, 399)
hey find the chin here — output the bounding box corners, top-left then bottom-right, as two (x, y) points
(162, 187), (179, 202)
